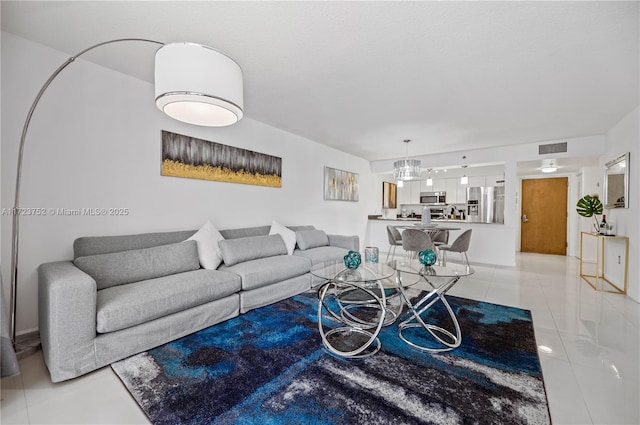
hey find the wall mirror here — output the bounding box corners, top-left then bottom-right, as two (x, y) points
(603, 152), (629, 209)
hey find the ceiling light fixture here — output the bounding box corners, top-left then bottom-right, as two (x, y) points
(393, 139), (421, 182)
(540, 160), (557, 173)
(426, 169), (433, 186)
(460, 156), (468, 185)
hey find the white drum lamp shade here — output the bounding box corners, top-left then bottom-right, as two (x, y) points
(155, 42), (244, 127)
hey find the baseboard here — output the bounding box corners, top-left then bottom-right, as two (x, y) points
(14, 330), (41, 359)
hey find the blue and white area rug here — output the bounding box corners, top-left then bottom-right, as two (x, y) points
(112, 289), (551, 424)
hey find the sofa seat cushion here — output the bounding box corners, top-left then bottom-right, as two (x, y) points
(219, 255), (311, 291)
(293, 246), (350, 266)
(96, 269), (241, 334)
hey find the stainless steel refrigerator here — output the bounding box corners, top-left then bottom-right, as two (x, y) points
(466, 186), (505, 223)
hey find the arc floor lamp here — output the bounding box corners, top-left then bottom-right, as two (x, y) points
(9, 38), (244, 351)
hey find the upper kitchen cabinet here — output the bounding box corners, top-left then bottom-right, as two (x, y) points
(468, 176), (485, 187)
(485, 175), (504, 186)
(432, 178), (447, 193)
(396, 179), (424, 204)
(446, 178), (466, 204)
(396, 181), (411, 205)
(468, 174), (504, 187)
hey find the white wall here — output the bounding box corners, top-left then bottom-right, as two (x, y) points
(604, 106), (639, 302)
(1, 33), (374, 334)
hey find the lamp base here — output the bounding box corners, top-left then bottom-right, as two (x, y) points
(14, 331), (41, 360)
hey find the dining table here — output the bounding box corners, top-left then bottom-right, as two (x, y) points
(395, 223), (462, 238)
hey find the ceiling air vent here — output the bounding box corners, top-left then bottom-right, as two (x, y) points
(539, 142), (567, 155)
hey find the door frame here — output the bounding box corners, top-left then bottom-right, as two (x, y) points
(516, 174), (579, 257)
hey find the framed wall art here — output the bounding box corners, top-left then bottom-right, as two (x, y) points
(324, 166), (359, 202)
(161, 130), (282, 188)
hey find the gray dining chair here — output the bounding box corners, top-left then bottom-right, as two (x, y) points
(401, 228), (436, 260)
(438, 229), (472, 266)
(431, 230), (449, 248)
(386, 225), (403, 261)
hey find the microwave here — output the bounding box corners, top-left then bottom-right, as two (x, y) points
(420, 191), (446, 205)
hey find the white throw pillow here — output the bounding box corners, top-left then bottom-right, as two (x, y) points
(187, 220), (225, 269)
(269, 220), (297, 255)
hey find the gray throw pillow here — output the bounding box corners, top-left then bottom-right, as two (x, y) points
(218, 234), (287, 266)
(296, 229), (329, 250)
(74, 241), (200, 290)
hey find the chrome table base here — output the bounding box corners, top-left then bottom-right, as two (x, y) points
(397, 274), (462, 352)
(316, 263), (468, 357)
(317, 280), (402, 358)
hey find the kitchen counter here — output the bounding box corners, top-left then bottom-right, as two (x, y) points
(370, 216), (473, 224)
(365, 215), (513, 267)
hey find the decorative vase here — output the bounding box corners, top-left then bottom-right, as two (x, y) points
(343, 250), (362, 269)
(418, 249), (437, 266)
(364, 246), (379, 263)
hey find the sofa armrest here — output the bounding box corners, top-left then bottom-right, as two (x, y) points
(39, 261), (98, 382)
(328, 234), (359, 251)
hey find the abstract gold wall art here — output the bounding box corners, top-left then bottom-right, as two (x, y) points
(324, 166), (359, 202)
(161, 131), (282, 187)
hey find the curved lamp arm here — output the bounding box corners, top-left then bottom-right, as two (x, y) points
(9, 38), (163, 345)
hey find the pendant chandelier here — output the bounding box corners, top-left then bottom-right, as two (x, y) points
(393, 139), (421, 182)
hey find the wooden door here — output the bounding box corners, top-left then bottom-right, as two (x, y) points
(521, 178), (568, 255)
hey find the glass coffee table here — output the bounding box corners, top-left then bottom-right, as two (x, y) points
(388, 260), (474, 352)
(311, 261), (419, 358)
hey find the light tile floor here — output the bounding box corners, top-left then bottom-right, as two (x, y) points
(2, 253), (639, 424)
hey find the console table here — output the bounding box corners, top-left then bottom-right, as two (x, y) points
(579, 231), (628, 294)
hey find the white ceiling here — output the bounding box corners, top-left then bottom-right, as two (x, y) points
(2, 1), (638, 165)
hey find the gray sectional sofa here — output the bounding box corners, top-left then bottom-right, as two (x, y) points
(38, 224), (358, 382)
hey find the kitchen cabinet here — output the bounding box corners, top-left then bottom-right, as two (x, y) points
(467, 175), (504, 188)
(396, 182), (411, 205)
(468, 176), (485, 187)
(432, 178), (446, 193)
(485, 175), (504, 186)
(410, 180), (422, 202)
(445, 178), (467, 204)
(396, 180), (423, 205)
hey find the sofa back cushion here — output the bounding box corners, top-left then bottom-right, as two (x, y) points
(74, 241), (200, 290)
(73, 226), (318, 258)
(296, 229), (329, 250)
(218, 234), (287, 266)
(74, 230), (196, 259)
(219, 225), (270, 240)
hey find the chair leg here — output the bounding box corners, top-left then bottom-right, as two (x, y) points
(386, 245), (397, 262)
(463, 252), (470, 267)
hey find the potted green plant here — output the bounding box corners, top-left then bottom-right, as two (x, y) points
(576, 194), (603, 233)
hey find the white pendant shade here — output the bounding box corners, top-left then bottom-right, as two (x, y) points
(460, 175), (468, 185)
(155, 42), (244, 127)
